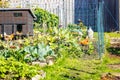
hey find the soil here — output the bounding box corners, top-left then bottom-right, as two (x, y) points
(108, 53), (120, 69)
(101, 73), (120, 80)
(101, 53), (120, 80)
(100, 53), (120, 80)
(108, 53), (120, 59)
(108, 62), (120, 70)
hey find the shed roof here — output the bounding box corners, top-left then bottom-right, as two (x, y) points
(0, 8), (36, 20)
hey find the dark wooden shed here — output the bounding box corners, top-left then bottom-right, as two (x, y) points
(0, 8), (36, 37)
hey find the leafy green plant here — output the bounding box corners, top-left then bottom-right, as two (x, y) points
(0, 47), (27, 62)
(87, 42), (94, 55)
(105, 33), (120, 55)
(107, 47), (120, 55)
(0, 49), (10, 58)
(50, 27), (83, 57)
(0, 57), (40, 80)
(32, 27), (83, 58)
(68, 24), (79, 30)
(33, 8), (59, 29)
(24, 43), (55, 62)
(79, 21), (87, 29)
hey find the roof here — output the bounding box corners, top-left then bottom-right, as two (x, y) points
(0, 8), (36, 20)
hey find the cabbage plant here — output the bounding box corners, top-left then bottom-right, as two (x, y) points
(24, 43), (55, 62)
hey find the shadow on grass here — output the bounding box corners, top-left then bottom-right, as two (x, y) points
(61, 74), (82, 80)
(60, 67), (97, 80)
(65, 67), (96, 75)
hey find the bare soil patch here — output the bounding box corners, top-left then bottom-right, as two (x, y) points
(101, 73), (120, 80)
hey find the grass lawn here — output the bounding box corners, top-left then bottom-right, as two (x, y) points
(105, 32), (120, 38)
(42, 53), (120, 80)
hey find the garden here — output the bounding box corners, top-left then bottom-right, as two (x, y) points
(0, 8), (120, 80)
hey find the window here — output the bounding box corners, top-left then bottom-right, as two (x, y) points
(14, 13), (22, 17)
(17, 24), (22, 32)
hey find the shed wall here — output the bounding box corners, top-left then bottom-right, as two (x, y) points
(0, 10), (34, 35)
(0, 11), (28, 24)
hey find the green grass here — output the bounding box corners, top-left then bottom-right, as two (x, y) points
(42, 53), (120, 80)
(105, 32), (120, 38)
(94, 32), (120, 39)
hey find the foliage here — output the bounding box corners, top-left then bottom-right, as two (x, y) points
(24, 43), (55, 62)
(105, 32), (120, 55)
(107, 47), (120, 55)
(0, 23), (119, 80)
(30, 27), (83, 58)
(0, 57), (40, 80)
(0, 0), (9, 8)
(79, 21), (87, 29)
(0, 42), (55, 63)
(67, 24), (83, 38)
(33, 8), (59, 29)
(87, 42), (94, 54)
(105, 32), (120, 38)
(48, 27), (83, 57)
(68, 23), (87, 39)
(0, 48), (26, 62)
(67, 23), (94, 55)
(0, 24), (94, 61)
(81, 41), (94, 55)
(67, 22), (87, 30)
(67, 24), (80, 30)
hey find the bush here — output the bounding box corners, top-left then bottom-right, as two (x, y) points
(33, 8), (59, 29)
(107, 47), (120, 55)
(0, 57), (40, 80)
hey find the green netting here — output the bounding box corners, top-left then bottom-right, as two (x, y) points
(97, 1), (105, 59)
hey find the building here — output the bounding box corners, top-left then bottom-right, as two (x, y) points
(0, 8), (36, 37)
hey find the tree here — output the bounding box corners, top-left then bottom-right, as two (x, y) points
(0, 0), (9, 8)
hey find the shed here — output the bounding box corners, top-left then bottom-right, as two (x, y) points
(0, 8), (36, 37)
